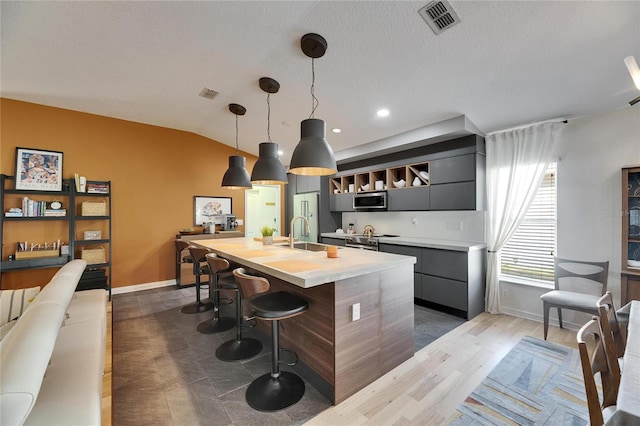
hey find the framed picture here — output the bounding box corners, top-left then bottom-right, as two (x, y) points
(194, 196), (232, 226)
(14, 147), (63, 191)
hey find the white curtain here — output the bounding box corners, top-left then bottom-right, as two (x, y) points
(485, 122), (562, 313)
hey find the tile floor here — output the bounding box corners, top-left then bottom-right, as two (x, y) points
(112, 286), (465, 426)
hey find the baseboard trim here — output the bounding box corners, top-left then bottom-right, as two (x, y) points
(500, 306), (584, 331)
(112, 279), (176, 295)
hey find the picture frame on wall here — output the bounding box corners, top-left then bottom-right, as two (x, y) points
(194, 196), (232, 226)
(14, 147), (64, 191)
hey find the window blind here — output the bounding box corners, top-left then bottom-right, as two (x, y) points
(500, 163), (557, 282)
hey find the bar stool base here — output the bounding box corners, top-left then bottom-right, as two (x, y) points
(246, 372), (305, 412)
(180, 301), (214, 314)
(197, 316), (236, 334)
(216, 338), (262, 361)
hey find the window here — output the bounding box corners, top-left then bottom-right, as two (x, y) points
(500, 162), (557, 282)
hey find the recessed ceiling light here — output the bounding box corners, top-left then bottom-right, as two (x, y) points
(377, 109), (390, 117)
(332, 128), (342, 133)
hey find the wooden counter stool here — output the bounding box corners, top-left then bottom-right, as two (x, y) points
(231, 268), (309, 412)
(180, 246), (214, 314)
(197, 254), (236, 334)
(174, 239), (193, 284)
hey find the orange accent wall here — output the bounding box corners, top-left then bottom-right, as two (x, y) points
(1, 98), (276, 290)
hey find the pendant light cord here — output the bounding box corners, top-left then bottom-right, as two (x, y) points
(309, 57), (319, 119)
(235, 114), (239, 155)
(267, 93), (272, 142)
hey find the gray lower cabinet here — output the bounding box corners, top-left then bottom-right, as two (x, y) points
(388, 187), (429, 211)
(379, 243), (486, 320)
(320, 237), (346, 247)
(329, 193), (355, 212)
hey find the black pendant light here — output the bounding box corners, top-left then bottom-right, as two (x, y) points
(221, 103), (252, 189)
(289, 33), (337, 176)
(250, 77), (288, 185)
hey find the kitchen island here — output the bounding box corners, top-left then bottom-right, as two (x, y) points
(192, 237), (416, 404)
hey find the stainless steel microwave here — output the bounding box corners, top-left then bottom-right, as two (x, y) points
(353, 191), (387, 210)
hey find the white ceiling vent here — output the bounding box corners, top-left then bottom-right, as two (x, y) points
(199, 87), (219, 99)
(418, 1), (460, 35)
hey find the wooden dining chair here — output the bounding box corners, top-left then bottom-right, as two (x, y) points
(597, 292), (626, 374)
(540, 257), (609, 340)
(577, 318), (620, 426)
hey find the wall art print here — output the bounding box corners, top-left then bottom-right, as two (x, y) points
(14, 147), (63, 191)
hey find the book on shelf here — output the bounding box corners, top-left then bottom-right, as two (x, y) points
(86, 183), (109, 194)
(44, 209), (67, 217)
(17, 197), (66, 217)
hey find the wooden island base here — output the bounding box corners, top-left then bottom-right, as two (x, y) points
(247, 265), (414, 404)
(193, 237), (416, 405)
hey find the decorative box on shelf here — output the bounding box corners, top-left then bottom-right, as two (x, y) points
(81, 246), (106, 264)
(15, 249), (59, 260)
(81, 200), (107, 216)
(83, 230), (102, 240)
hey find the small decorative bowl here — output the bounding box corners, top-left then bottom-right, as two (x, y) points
(361, 184), (370, 191)
(392, 179), (405, 188)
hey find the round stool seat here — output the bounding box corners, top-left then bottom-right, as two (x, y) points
(182, 255), (194, 263)
(250, 291), (308, 319)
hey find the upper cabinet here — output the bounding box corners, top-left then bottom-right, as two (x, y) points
(328, 135), (485, 212)
(429, 153), (485, 211)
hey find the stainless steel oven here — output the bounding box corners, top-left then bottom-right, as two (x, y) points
(344, 234), (379, 251)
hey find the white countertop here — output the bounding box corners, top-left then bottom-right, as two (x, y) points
(320, 233), (486, 252)
(192, 237), (416, 289)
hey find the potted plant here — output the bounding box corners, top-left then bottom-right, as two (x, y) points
(260, 226), (276, 245)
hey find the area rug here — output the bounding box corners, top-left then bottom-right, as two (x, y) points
(445, 336), (591, 425)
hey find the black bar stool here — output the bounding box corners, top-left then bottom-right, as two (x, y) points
(180, 246), (214, 314)
(231, 268), (309, 412)
(197, 253), (236, 334)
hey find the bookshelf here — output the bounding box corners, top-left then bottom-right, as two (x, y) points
(1, 174), (112, 298)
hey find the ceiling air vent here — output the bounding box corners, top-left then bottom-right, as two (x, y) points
(418, 0), (460, 35)
(199, 87), (219, 99)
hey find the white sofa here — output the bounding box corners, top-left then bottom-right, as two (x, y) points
(0, 260), (108, 426)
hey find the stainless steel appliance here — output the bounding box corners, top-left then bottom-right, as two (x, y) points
(353, 191), (387, 210)
(221, 214), (237, 231)
(344, 232), (398, 251)
(293, 193), (318, 242)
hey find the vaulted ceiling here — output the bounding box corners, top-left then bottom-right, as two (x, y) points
(2, 1), (639, 165)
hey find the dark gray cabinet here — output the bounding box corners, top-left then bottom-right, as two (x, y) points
(378, 242), (486, 319)
(429, 154), (476, 184)
(430, 181), (476, 211)
(388, 187), (429, 211)
(329, 193), (354, 212)
(320, 237), (346, 247)
(295, 175), (321, 194)
(429, 153), (485, 211)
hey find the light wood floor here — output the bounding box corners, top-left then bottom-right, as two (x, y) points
(102, 301), (112, 426)
(306, 312), (577, 425)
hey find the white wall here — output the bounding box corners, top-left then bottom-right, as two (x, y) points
(501, 106), (640, 329)
(341, 210), (485, 243)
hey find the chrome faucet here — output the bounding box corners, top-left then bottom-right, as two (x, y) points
(290, 215), (311, 249)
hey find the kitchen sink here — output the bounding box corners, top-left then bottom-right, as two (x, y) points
(276, 242), (336, 252)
